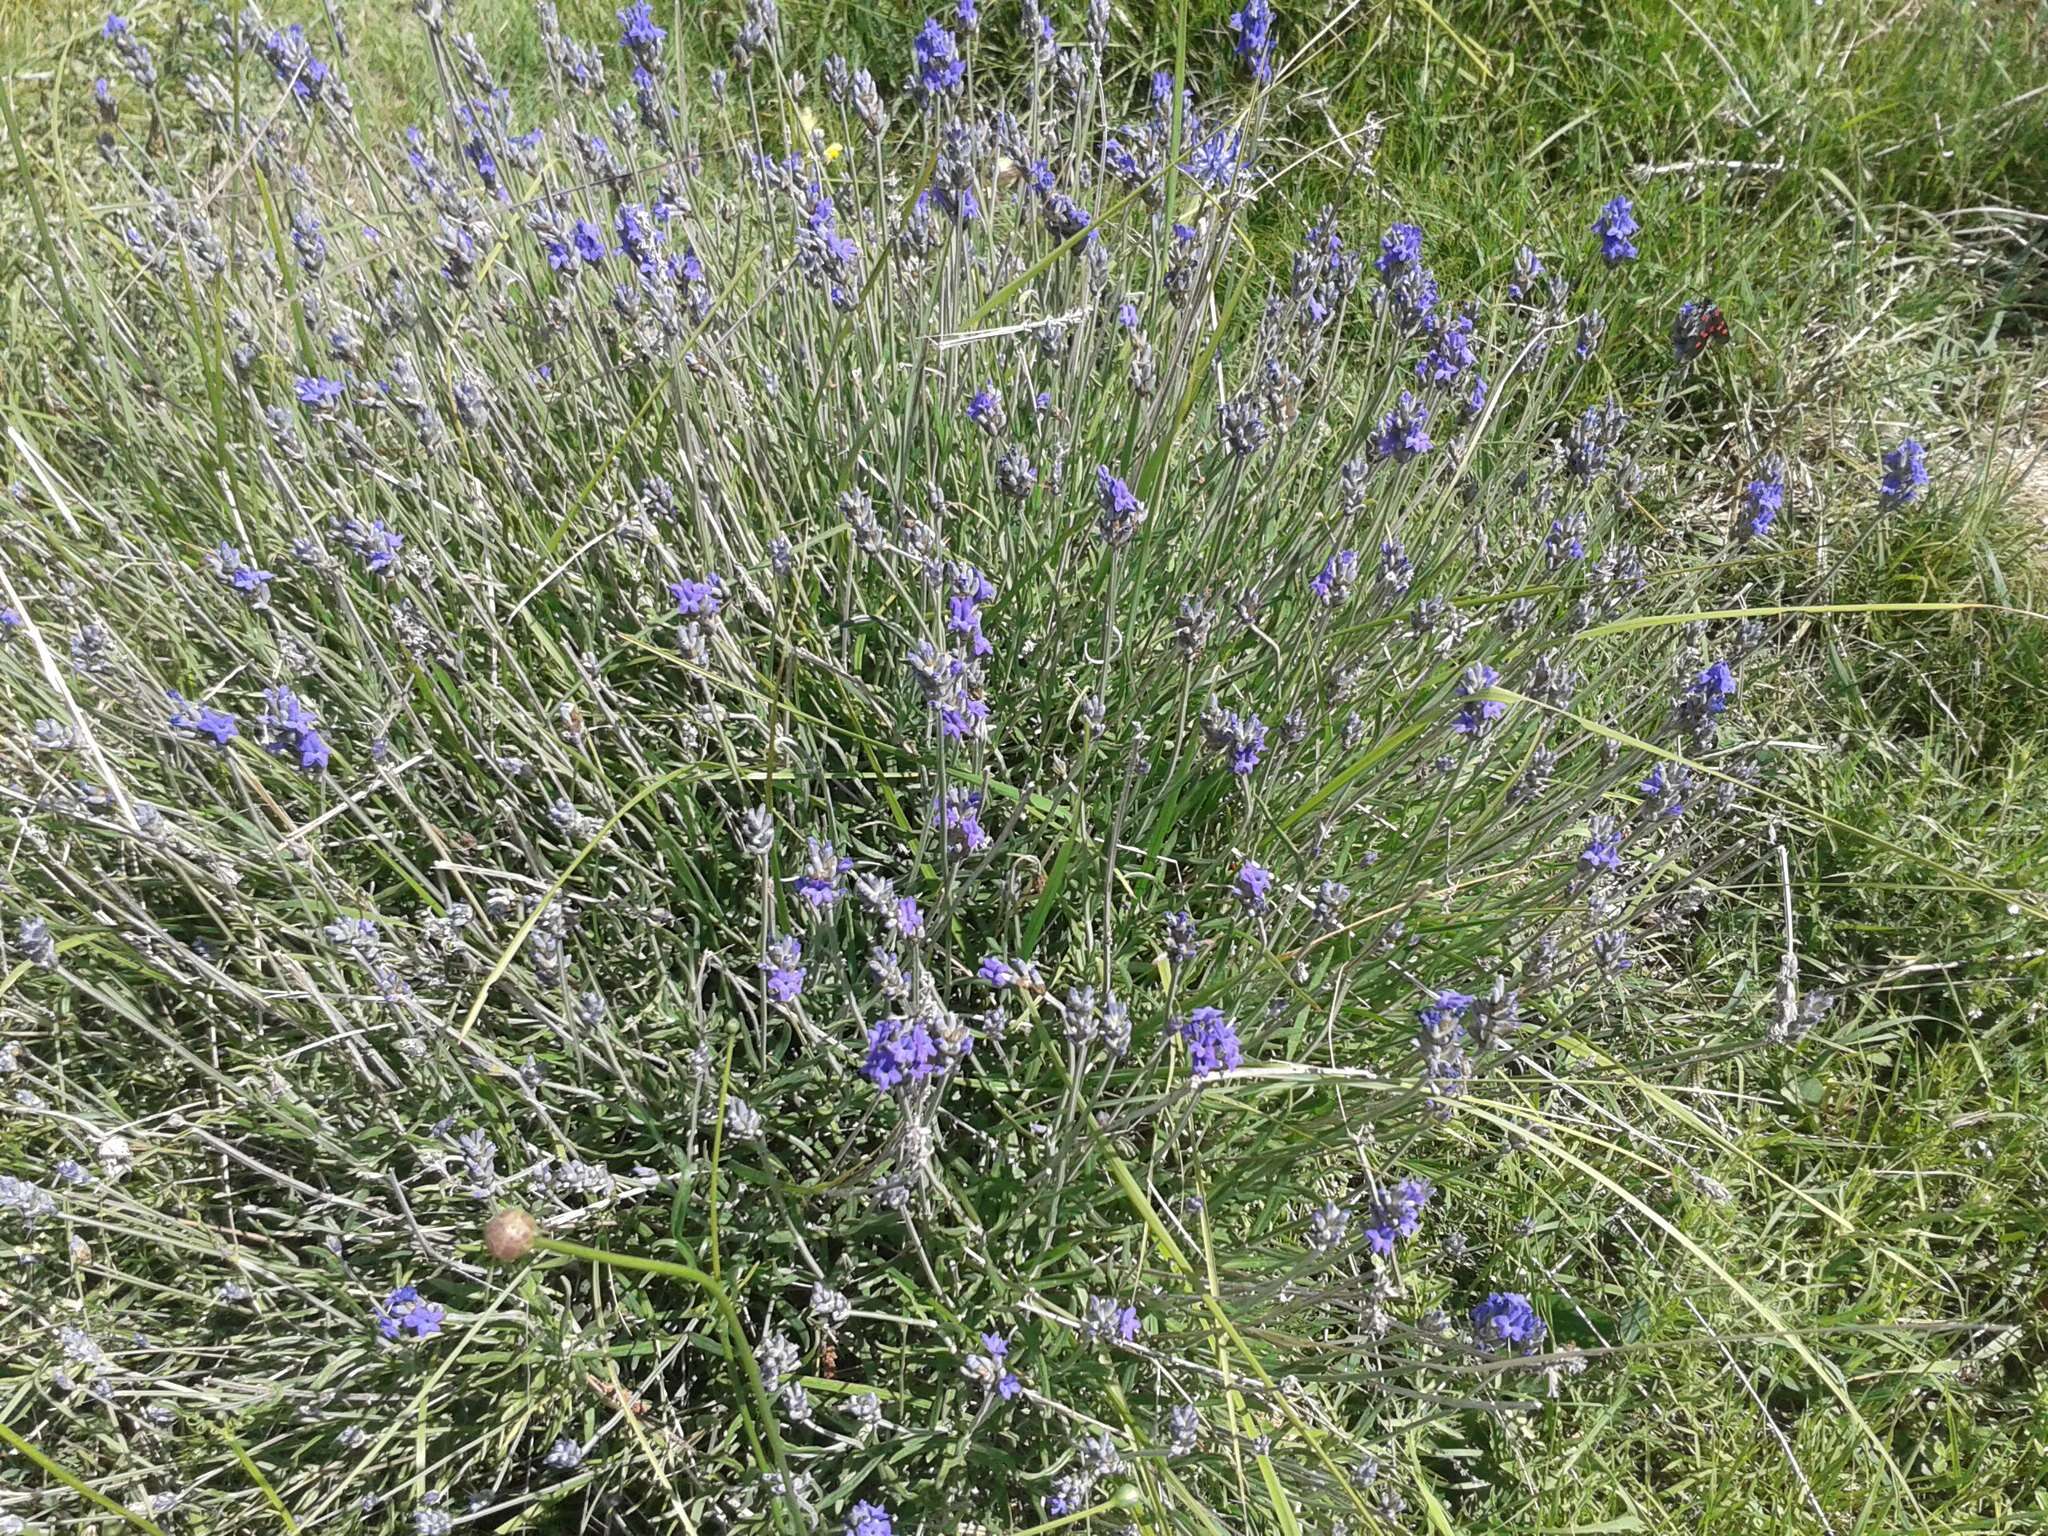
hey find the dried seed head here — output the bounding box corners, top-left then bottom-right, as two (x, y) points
(484, 1207), (538, 1262)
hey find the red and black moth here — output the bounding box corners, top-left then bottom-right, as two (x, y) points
(1682, 301), (1731, 357)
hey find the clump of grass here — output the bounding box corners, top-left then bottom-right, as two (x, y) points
(0, 3), (2042, 1534)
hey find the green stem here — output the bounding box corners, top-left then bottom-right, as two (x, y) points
(0, 1421), (170, 1536)
(530, 1236), (794, 1520)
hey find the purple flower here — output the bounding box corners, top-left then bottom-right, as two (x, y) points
(336, 516), (403, 574)
(207, 542), (274, 603)
(261, 25), (334, 102)
(865, 1015), (936, 1088)
(1375, 221), (1423, 281)
(763, 934), (805, 1004)
(1579, 816), (1624, 873)
(1094, 466), (1147, 547)
(1042, 193), (1094, 244)
(617, 0), (666, 65)
(1361, 1176), (1432, 1255)
(1471, 1291), (1545, 1349)
(1382, 265), (1439, 336)
(1690, 659), (1738, 715)
(1508, 243), (1543, 301)
(966, 1330), (1021, 1398)
(1293, 211), (1361, 329)
(1373, 391), (1432, 462)
(375, 1284), (445, 1340)
(845, 1502), (894, 1536)
(617, 202), (659, 269)
(1178, 1006), (1242, 1077)
(1740, 459), (1785, 539)
(893, 895), (927, 940)
(1227, 0), (1275, 81)
(297, 214), (336, 281)
(1639, 763), (1690, 819)
(996, 446), (1037, 499)
(1416, 310), (1476, 386)
(1461, 373), (1488, 423)
(1575, 309), (1606, 359)
(570, 218), (607, 265)
(796, 191), (860, 307)
(1452, 662), (1504, 736)
(1105, 135), (1149, 187)
(1310, 548), (1358, 606)
(935, 788), (989, 854)
(1307, 1201), (1349, 1251)
(104, 15), (156, 88)
(167, 691), (237, 748)
(258, 687), (331, 772)
(793, 837), (853, 909)
(947, 565), (996, 658)
(1592, 194), (1639, 267)
(1183, 127), (1243, 192)
(979, 955), (1020, 987)
(966, 383), (1005, 435)
(864, 1014), (965, 1089)
(908, 641), (989, 743)
(1880, 438), (1927, 508)
(464, 132), (501, 191)
(1217, 394), (1265, 457)
(1544, 517), (1586, 565)
(294, 375), (344, 411)
(1202, 707), (1266, 776)
(670, 572), (726, 618)
(1235, 862), (1273, 911)
(922, 172), (980, 225)
(1379, 537), (1413, 596)
(1417, 989), (1474, 1038)
(1565, 400), (1626, 481)
(910, 17), (966, 103)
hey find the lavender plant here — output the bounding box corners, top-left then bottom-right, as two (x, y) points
(0, 3), (2017, 1533)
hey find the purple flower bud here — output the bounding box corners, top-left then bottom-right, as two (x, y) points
(167, 691), (238, 748)
(909, 17), (966, 104)
(1373, 391), (1432, 462)
(670, 572), (726, 618)
(375, 1284), (445, 1340)
(1879, 438), (1927, 508)
(1375, 221), (1422, 280)
(762, 934), (805, 1004)
(1470, 1291), (1545, 1349)
(1592, 194), (1639, 267)
(294, 375), (345, 411)
(1227, 0), (1275, 81)
(1176, 1006), (1242, 1078)
(1235, 862), (1272, 911)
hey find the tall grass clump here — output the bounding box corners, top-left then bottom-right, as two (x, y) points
(0, 2), (2026, 1532)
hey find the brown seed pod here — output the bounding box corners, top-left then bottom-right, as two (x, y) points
(484, 1207), (539, 1262)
